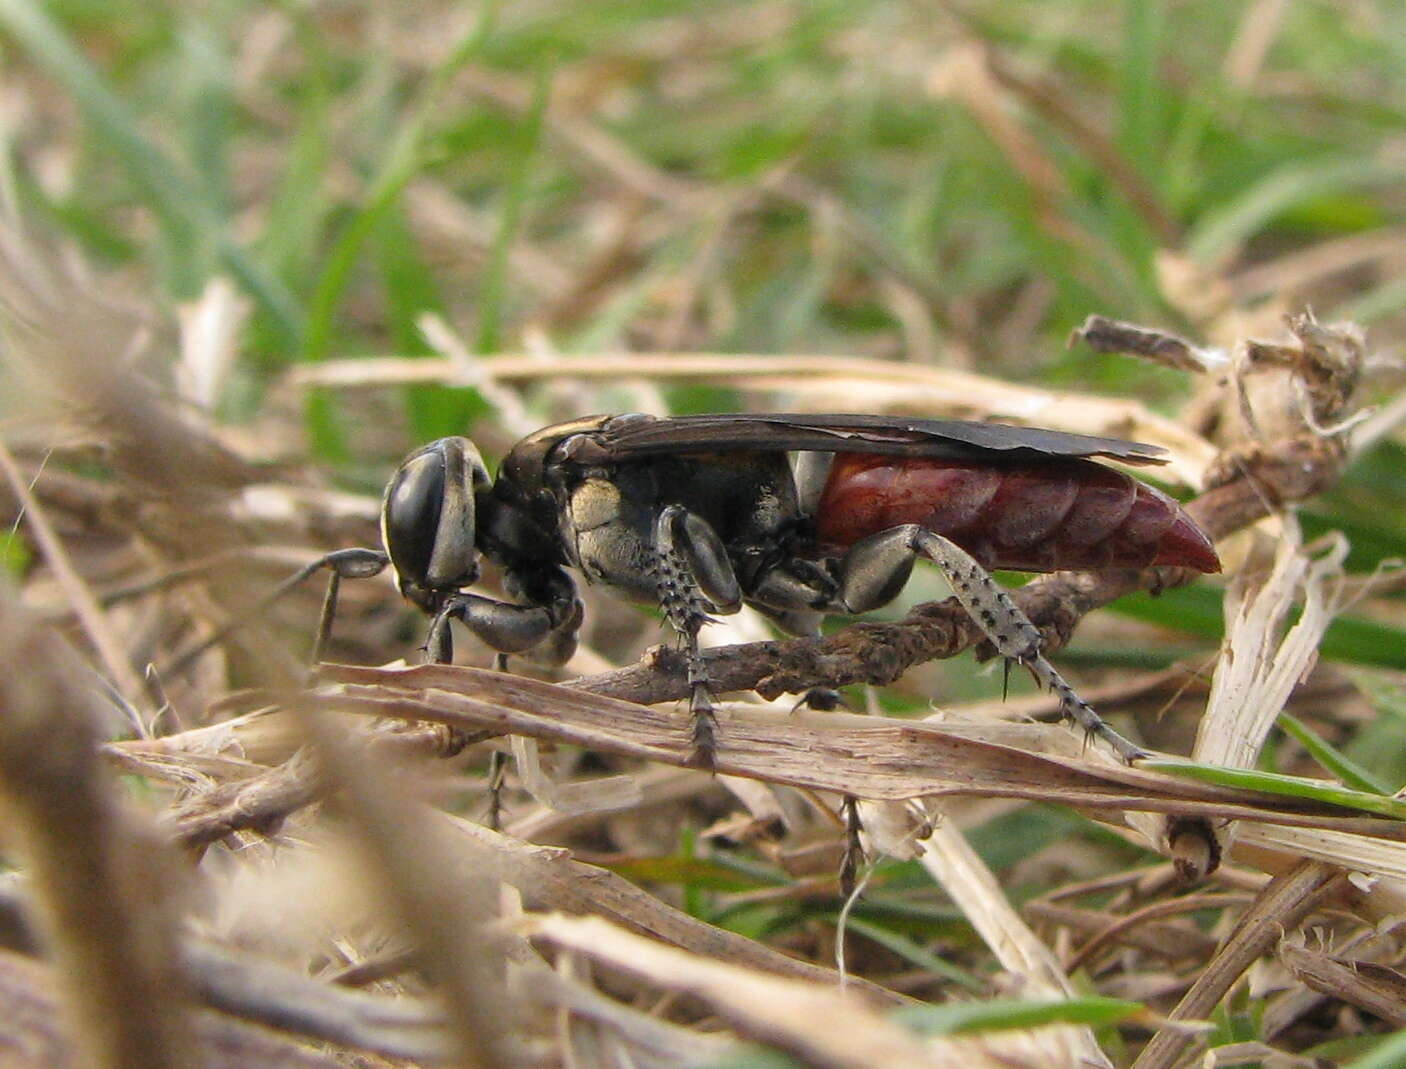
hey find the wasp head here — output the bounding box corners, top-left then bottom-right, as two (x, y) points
(381, 437), (492, 612)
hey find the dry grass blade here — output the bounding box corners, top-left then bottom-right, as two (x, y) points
(0, 591), (200, 1068)
(0, 882), (452, 1062)
(290, 699), (512, 1068)
(1194, 523), (1346, 771)
(286, 351), (1218, 484)
(0, 439), (149, 711)
(311, 663), (1406, 838)
(1073, 316), (1227, 375)
(443, 817), (906, 1005)
(917, 817), (1112, 1068)
(520, 912), (948, 1069)
(0, 948), (353, 1069)
(1131, 519), (1351, 873)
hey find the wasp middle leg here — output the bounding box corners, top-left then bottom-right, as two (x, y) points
(653, 504), (743, 768)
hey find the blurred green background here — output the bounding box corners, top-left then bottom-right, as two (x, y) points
(12, 6), (1406, 1046)
(5, 0), (1406, 691)
(6, 1), (1405, 420)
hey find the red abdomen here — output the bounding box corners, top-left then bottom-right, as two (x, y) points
(813, 453), (1219, 573)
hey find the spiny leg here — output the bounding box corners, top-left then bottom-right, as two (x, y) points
(654, 505), (742, 768)
(837, 525), (1145, 762)
(934, 539), (1145, 761)
(779, 614), (868, 891)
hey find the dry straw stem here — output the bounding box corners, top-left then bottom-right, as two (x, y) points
(0, 438), (149, 710)
(163, 721), (482, 850)
(0, 948), (353, 1069)
(287, 350), (1216, 485)
(1278, 941), (1406, 1029)
(311, 664), (1406, 841)
(1028, 897), (1226, 968)
(0, 883), (452, 1063)
(142, 721), (908, 1002)
(441, 816), (906, 1006)
(0, 593), (201, 1068)
(916, 816), (1112, 1068)
(1128, 520), (1351, 868)
(289, 698), (512, 1069)
(521, 911), (1042, 1069)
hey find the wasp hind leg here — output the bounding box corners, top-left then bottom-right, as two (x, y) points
(654, 505), (743, 768)
(836, 525), (1146, 763)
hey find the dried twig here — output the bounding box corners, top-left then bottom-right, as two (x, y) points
(313, 664), (1406, 839)
(1131, 861), (1342, 1069)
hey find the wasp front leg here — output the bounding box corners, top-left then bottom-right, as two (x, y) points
(427, 565), (581, 666)
(835, 524), (1146, 762)
(429, 567), (580, 828)
(653, 504), (743, 767)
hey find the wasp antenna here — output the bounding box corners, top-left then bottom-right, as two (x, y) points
(164, 548), (389, 677)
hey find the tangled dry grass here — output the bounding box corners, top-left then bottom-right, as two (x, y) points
(1, 224), (1405, 1068)
(6, 3), (1406, 1067)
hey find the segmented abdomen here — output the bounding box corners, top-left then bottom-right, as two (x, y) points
(813, 453), (1219, 573)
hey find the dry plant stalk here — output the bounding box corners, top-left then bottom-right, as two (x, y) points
(521, 911), (1020, 1069)
(916, 817), (1112, 1068)
(1132, 861), (1343, 1069)
(0, 948), (354, 1069)
(290, 699), (512, 1069)
(0, 592), (200, 1068)
(310, 663), (1406, 839)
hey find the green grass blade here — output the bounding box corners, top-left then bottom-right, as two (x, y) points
(894, 996), (1144, 1036)
(1346, 1028), (1406, 1069)
(1112, 585), (1406, 672)
(475, 62), (548, 354)
(1117, 0), (1164, 176)
(840, 915), (984, 992)
(1188, 156), (1400, 263)
(297, 4), (499, 456)
(0, 0), (301, 341)
(1277, 712), (1393, 795)
(1140, 759), (1406, 819)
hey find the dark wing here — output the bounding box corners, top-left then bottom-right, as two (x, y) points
(583, 413), (1168, 465)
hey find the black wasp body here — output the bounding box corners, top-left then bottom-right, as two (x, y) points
(379, 412), (1219, 768)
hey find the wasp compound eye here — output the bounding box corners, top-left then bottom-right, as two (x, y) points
(381, 436), (490, 610)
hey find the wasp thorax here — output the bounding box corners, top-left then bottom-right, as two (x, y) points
(381, 436), (490, 609)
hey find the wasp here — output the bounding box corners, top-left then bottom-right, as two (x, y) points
(378, 413), (1219, 769)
